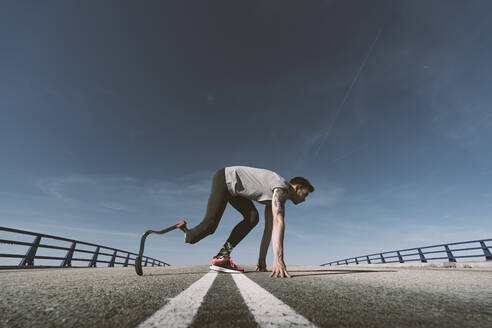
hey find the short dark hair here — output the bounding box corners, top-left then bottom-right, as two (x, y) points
(289, 177), (314, 192)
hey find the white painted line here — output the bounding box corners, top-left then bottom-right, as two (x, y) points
(232, 274), (317, 327)
(138, 271), (217, 328)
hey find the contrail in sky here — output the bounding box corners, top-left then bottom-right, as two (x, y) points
(314, 29), (382, 158)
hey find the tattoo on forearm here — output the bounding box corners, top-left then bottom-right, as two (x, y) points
(272, 188), (286, 216)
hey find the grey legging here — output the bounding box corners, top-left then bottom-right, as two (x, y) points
(185, 168), (259, 247)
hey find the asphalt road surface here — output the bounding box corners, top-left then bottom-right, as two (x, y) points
(1, 265), (491, 327)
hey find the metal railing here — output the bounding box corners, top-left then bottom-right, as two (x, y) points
(321, 238), (492, 266)
(0, 226), (169, 268)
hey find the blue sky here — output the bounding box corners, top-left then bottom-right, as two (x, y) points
(1, 1), (492, 266)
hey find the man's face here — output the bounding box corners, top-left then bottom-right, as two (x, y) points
(292, 185), (310, 204)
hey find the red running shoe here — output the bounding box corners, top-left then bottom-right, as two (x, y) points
(210, 256), (244, 273)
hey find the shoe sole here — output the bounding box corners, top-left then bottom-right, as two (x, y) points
(209, 265), (244, 273)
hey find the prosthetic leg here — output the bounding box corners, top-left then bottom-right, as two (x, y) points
(135, 220), (188, 276)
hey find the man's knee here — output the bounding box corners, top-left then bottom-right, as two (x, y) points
(207, 221), (220, 235)
(248, 210), (259, 227)
(185, 218), (219, 244)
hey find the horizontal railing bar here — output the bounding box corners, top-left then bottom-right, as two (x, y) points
(323, 256), (456, 266)
(97, 252), (139, 258)
(97, 251), (121, 257)
(70, 258), (160, 263)
(392, 239), (492, 252)
(381, 255), (399, 259)
(453, 254), (484, 259)
(0, 226), (98, 247)
(0, 254), (24, 258)
(70, 258), (92, 262)
(0, 253), (162, 264)
(421, 250), (446, 255)
(37, 244), (72, 252)
(434, 239), (492, 247)
(0, 264), (170, 269)
(72, 249), (97, 255)
(396, 252), (420, 257)
(448, 246), (482, 252)
(0, 265), (135, 269)
(0, 239), (32, 246)
(407, 247), (481, 255)
(33, 256), (65, 260)
(0, 226), (140, 256)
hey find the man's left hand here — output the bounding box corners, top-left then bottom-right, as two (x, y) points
(256, 259), (267, 272)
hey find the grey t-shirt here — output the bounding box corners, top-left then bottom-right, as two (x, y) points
(225, 166), (290, 204)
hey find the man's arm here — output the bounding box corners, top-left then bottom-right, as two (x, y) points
(256, 205), (273, 272)
(270, 188), (291, 278)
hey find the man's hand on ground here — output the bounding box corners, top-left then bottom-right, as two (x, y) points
(256, 259), (267, 272)
(270, 259), (291, 278)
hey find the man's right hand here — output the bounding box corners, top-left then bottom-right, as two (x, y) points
(270, 258), (291, 278)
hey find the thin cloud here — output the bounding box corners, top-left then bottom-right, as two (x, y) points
(37, 176), (97, 201)
(315, 29), (382, 158)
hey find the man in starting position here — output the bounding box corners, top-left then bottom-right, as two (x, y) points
(179, 166), (314, 278)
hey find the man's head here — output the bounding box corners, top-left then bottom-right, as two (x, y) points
(289, 177), (314, 204)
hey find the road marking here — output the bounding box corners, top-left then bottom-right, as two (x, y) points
(137, 271), (217, 328)
(232, 274), (317, 327)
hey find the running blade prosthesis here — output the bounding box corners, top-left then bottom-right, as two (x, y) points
(135, 220), (188, 276)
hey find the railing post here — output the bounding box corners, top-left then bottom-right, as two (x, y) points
(480, 241), (492, 261)
(61, 241), (76, 267)
(19, 236), (41, 267)
(124, 253), (130, 267)
(444, 245), (456, 262)
(418, 248), (427, 263)
(366, 256), (371, 264)
(354, 257), (359, 265)
(109, 250), (117, 267)
(380, 253), (386, 263)
(89, 246), (100, 267)
(344, 259), (348, 265)
(144, 257), (148, 267)
(152, 259), (155, 267)
(397, 251), (404, 263)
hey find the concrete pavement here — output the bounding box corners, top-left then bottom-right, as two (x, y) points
(1, 265), (491, 327)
